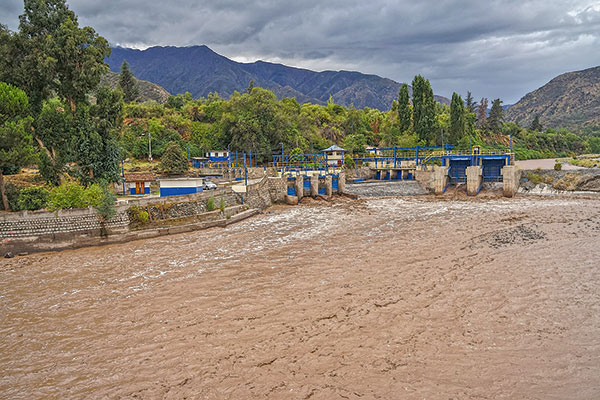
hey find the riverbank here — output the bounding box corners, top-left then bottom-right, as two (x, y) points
(1, 195), (599, 398)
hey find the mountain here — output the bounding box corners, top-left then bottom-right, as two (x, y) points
(100, 71), (171, 103)
(105, 45), (449, 110)
(506, 66), (600, 129)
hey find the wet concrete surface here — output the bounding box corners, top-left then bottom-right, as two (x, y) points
(1, 196), (600, 399)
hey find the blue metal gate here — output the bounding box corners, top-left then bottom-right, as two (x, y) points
(448, 159), (470, 183)
(482, 158), (506, 182)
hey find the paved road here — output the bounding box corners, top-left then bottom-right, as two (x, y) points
(516, 158), (585, 170)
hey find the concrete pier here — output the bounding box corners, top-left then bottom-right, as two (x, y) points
(295, 175), (304, 201)
(338, 172), (346, 194)
(502, 166), (520, 197)
(325, 175), (333, 197)
(466, 166), (483, 196)
(433, 166), (449, 195)
(310, 175), (319, 197)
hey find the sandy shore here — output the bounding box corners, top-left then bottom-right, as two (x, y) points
(1, 195), (599, 399)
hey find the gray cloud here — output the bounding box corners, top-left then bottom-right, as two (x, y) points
(1, 0), (599, 103)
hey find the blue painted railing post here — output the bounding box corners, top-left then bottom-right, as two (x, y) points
(393, 147), (397, 168)
(509, 135), (514, 164)
(416, 146), (419, 166)
(243, 152), (247, 186)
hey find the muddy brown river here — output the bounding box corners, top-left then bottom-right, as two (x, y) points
(1, 196), (600, 399)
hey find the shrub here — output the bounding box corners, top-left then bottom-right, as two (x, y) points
(128, 206), (149, 224)
(96, 187), (117, 220)
(47, 181), (105, 210)
(17, 186), (50, 210)
(344, 154), (355, 169)
(206, 196), (215, 211)
(219, 197), (226, 212)
(527, 173), (542, 185)
(554, 162), (562, 171)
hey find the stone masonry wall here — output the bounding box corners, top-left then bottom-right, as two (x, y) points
(0, 207), (130, 240)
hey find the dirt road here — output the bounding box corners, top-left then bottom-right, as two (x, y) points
(1, 196), (600, 399)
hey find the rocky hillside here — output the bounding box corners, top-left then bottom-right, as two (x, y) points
(106, 45), (449, 110)
(100, 71), (171, 103)
(506, 66), (600, 129)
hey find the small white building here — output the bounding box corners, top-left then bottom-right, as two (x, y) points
(159, 177), (204, 197)
(206, 150), (230, 162)
(322, 145), (346, 167)
(124, 173), (155, 195)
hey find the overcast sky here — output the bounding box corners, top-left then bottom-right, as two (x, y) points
(2, 0), (600, 103)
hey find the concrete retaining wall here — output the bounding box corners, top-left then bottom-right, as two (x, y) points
(1, 175), (287, 255)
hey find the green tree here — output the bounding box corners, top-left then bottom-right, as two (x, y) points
(119, 60), (139, 102)
(35, 97), (73, 184)
(530, 115), (543, 131)
(488, 98), (504, 133)
(50, 17), (111, 111)
(412, 75), (436, 144)
(397, 83), (412, 133)
(465, 91), (476, 113)
(476, 97), (488, 130)
(449, 92), (465, 144)
(160, 141), (188, 174)
(0, 82), (35, 210)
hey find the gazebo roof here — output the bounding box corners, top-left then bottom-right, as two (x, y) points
(322, 145), (346, 152)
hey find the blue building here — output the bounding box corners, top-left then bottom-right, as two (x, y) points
(159, 177), (204, 197)
(206, 150), (230, 162)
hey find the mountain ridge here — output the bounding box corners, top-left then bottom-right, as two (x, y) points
(505, 65), (600, 130)
(106, 45), (450, 110)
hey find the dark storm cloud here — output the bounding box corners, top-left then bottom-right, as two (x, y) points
(1, 0), (599, 103)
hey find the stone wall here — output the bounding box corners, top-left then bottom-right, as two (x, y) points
(415, 167), (434, 192)
(0, 207), (130, 240)
(126, 188), (240, 221)
(244, 175), (287, 210)
(520, 169), (600, 192)
(344, 167), (376, 181)
(1, 173), (288, 255)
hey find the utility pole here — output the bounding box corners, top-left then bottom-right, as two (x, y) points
(148, 131), (152, 163)
(121, 159), (125, 195)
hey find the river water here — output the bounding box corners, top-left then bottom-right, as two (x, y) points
(1, 196), (599, 399)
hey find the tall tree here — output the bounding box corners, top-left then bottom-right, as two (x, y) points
(0, 82), (35, 210)
(449, 92), (465, 144)
(50, 17), (111, 111)
(397, 83), (412, 133)
(530, 115), (543, 131)
(8, 0), (111, 112)
(119, 60), (139, 102)
(488, 98), (504, 133)
(412, 75), (436, 144)
(465, 91), (476, 113)
(476, 97), (488, 130)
